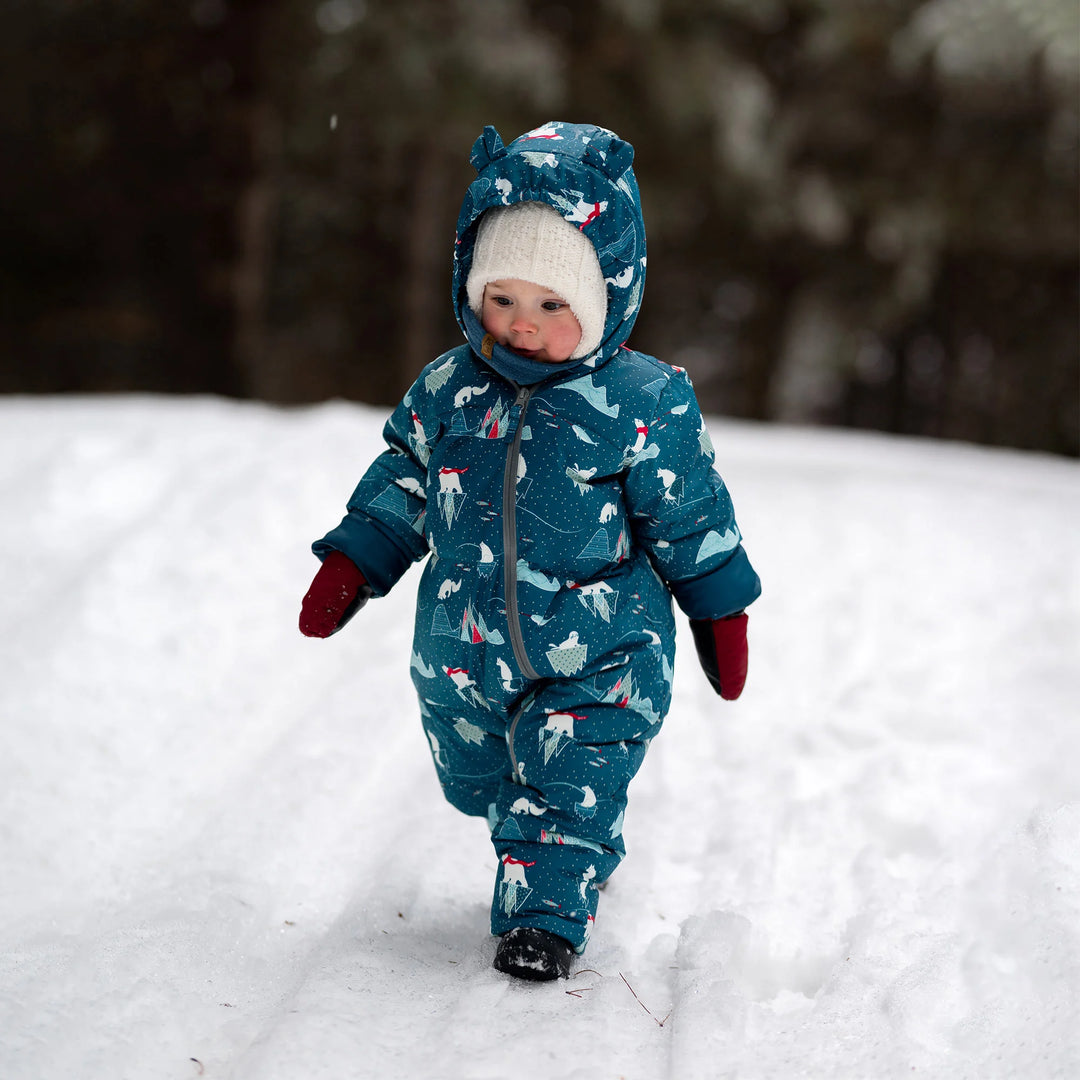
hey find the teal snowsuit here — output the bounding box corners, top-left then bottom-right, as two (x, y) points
(314, 122), (761, 952)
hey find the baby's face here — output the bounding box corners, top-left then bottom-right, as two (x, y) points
(480, 279), (582, 364)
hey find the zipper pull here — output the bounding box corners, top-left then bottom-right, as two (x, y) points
(504, 385), (531, 439)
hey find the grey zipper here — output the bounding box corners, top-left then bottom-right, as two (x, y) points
(507, 700), (527, 784)
(503, 384), (541, 682)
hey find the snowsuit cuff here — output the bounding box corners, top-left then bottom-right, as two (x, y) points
(667, 546), (762, 620)
(312, 516), (416, 598)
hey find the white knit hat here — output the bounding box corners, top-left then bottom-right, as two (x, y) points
(466, 201), (608, 359)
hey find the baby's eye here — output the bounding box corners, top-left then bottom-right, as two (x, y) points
(490, 295), (513, 307)
(541, 300), (568, 312)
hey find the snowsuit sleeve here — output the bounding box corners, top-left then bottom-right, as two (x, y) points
(312, 385), (432, 597)
(623, 367), (761, 620)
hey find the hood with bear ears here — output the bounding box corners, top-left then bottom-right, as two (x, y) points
(452, 121), (647, 381)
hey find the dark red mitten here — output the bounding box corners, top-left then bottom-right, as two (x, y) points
(299, 551), (373, 638)
(689, 612), (749, 700)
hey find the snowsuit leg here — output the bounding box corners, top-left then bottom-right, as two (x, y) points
(488, 646), (669, 953)
(415, 693), (512, 824)
(414, 638), (671, 954)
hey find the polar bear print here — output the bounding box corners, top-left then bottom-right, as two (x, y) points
(501, 853), (534, 888)
(438, 467), (468, 494)
(544, 710), (586, 738)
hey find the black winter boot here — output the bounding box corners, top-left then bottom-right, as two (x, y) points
(493, 927), (575, 981)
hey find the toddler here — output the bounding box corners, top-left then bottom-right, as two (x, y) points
(300, 121), (761, 981)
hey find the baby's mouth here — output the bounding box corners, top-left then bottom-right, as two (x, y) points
(511, 345), (540, 359)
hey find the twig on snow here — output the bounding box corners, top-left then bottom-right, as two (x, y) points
(619, 972), (672, 1027)
(565, 967), (602, 997)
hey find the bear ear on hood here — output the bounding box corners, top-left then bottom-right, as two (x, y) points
(583, 136), (635, 183)
(470, 125), (507, 173)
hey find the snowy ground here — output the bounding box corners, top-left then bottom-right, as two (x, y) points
(1, 394), (1077, 1080)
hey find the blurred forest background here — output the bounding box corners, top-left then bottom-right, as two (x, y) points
(1, 0), (1077, 455)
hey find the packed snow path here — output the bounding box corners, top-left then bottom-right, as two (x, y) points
(1, 396), (1077, 1080)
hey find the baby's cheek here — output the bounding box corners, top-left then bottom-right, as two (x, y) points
(553, 317), (582, 359)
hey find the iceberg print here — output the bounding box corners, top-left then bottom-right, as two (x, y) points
(696, 527), (740, 562)
(517, 560), (562, 592)
(554, 374), (620, 418)
(410, 651), (437, 678)
(449, 409), (473, 435)
(371, 485), (425, 530)
(546, 630), (588, 675)
(431, 605), (456, 637)
(578, 528), (630, 562)
(571, 580), (617, 623)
